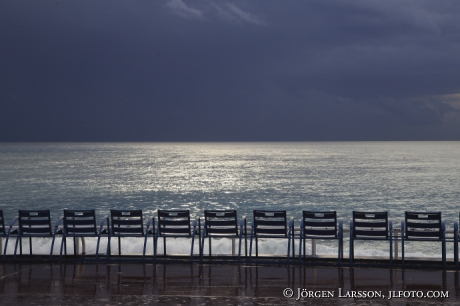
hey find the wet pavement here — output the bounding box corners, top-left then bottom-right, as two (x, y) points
(1, 262), (460, 305)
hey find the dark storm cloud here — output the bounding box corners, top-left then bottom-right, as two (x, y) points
(1, 0), (459, 141)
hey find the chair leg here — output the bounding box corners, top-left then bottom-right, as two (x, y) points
(142, 235), (148, 260)
(209, 237), (212, 258)
(95, 235), (101, 260)
(154, 235), (158, 260)
(238, 234), (242, 262)
(59, 236), (66, 260)
(249, 228), (254, 262)
(190, 233), (195, 262)
(442, 238), (446, 266)
(106, 235), (111, 260)
(298, 235), (302, 262)
(338, 232), (342, 265)
(389, 236), (393, 264)
(401, 235), (405, 265)
(200, 233), (205, 261)
(13, 236), (20, 259)
(455, 223), (459, 266)
(349, 237), (353, 265)
(50, 234), (57, 259)
(3, 235), (10, 259)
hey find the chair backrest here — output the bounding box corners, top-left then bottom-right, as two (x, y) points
(352, 211), (388, 239)
(302, 211), (337, 238)
(18, 210), (52, 236)
(253, 210), (287, 237)
(63, 209), (97, 236)
(405, 211), (442, 239)
(204, 210), (238, 237)
(0, 210), (5, 236)
(157, 210), (191, 236)
(110, 210), (144, 236)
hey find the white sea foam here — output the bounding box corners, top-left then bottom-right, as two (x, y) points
(1, 236), (454, 259)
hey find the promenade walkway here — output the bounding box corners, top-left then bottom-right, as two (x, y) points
(1, 262), (459, 305)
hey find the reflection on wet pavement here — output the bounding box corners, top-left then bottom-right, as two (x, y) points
(1, 263), (459, 305)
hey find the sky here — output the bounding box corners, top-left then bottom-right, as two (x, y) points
(1, 0), (460, 142)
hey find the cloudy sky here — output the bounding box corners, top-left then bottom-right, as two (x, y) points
(1, 0), (460, 141)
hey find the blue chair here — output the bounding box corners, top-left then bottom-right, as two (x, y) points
(154, 210), (198, 261)
(349, 211), (392, 264)
(3, 210), (60, 259)
(200, 210), (247, 262)
(51, 209), (109, 260)
(107, 209), (154, 260)
(401, 211), (445, 265)
(298, 211), (343, 264)
(249, 210), (295, 261)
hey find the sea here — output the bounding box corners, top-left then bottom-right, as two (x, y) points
(1, 141), (459, 258)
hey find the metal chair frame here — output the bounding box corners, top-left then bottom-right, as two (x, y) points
(200, 209), (247, 262)
(3, 210), (59, 259)
(349, 211), (393, 264)
(51, 209), (109, 260)
(401, 211), (445, 265)
(298, 211), (343, 264)
(154, 209), (198, 261)
(249, 210), (295, 262)
(107, 209), (154, 260)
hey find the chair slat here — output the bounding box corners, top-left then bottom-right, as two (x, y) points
(354, 221), (387, 228)
(206, 220), (236, 227)
(112, 227), (144, 234)
(354, 229), (388, 237)
(254, 211), (286, 218)
(406, 231), (442, 238)
(19, 210), (50, 218)
(65, 219), (96, 226)
(303, 212), (336, 219)
(255, 220), (286, 227)
(255, 228), (287, 235)
(158, 211), (189, 218)
(64, 210), (95, 218)
(207, 227), (238, 234)
(304, 221), (336, 227)
(159, 220), (190, 226)
(21, 227), (52, 234)
(205, 211), (236, 218)
(406, 222), (440, 229)
(304, 229), (337, 236)
(65, 227), (97, 234)
(20, 219), (51, 226)
(159, 227), (191, 234)
(112, 219), (143, 226)
(111, 210), (143, 217)
(406, 212), (441, 221)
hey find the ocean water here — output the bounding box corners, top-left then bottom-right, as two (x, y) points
(1, 142), (459, 258)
